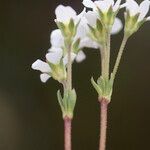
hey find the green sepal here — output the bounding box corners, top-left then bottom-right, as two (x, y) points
(56, 21), (67, 36)
(124, 11), (146, 37)
(47, 59), (66, 82)
(57, 89), (77, 119)
(68, 18), (75, 36)
(88, 24), (97, 38)
(96, 19), (103, 32)
(72, 38), (81, 53)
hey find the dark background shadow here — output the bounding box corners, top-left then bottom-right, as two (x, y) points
(0, 0), (150, 150)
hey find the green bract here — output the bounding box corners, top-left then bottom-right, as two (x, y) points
(57, 89), (77, 119)
(91, 75), (114, 102)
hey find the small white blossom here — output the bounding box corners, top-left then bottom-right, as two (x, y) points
(83, 0), (123, 13)
(32, 49), (65, 83)
(84, 11), (122, 34)
(125, 0), (150, 21)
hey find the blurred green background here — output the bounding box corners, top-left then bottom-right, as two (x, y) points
(0, 0), (150, 150)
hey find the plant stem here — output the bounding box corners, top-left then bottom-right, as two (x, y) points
(112, 35), (128, 80)
(99, 98), (108, 150)
(64, 117), (72, 150)
(67, 45), (72, 91)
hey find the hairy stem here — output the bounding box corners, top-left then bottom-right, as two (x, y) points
(67, 45), (72, 91)
(99, 98), (108, 150)
(112, 35), (128, 80)
(64, 117), (72, 150)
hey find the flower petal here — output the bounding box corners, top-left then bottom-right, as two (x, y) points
(113, 0), (122, 11)
(76, 51), (86, 63)
(85, 11), (98, 26)
(46, 49), (63, 64)
(63, 53), (76, 65)
(55, 5), (77, 23)
(146, 16), (150, 20)
(32, 59), (51, 73)
(138, 0), (150, 21)
(126, 0), (139, 16)
(82, 0), (95, 9)
(50, 29), (64, 47)
(95, 0), (114, 12)
(40, 73), (51, 83)
(80, 37), (99, 49)
(111, 18), (122, 34)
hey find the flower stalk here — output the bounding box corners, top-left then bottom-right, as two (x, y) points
(99, 98), (108, 150)
(64, 117), (72, 150)
(112, 35), (128, 81)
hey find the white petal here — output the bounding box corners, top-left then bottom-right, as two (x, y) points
(111, 18), (122, 34)
(146, 16), (150, 20)
(55, 5), (77, 23)
(76, 51), (86, 63)
(85, 11), (98, 26)
(82, 0), (95, 9)
(80, 37), (99, 49)
(138, 0), (150, 21)
(63, 53), (76, 65)
(126, 0), (139, 16)
(113, 0), (121, 11)
(40, 73), (51, 83)
(32, 59), (51, 73)
(75, 18), (88, 40)
(46, 49), (63, 64)
(48, 47), (62, 52)
(95, 0), (114, 12)
(73, 9), (86, 25)
(50, 29), (64, 47)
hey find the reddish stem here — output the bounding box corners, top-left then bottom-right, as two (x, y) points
(99, 98), (108, 150)
(64, 117), (72, 150)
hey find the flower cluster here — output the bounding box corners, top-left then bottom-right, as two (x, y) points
(31, 0), (150, 115)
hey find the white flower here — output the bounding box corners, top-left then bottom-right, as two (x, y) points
(32, 59), (51, 83)
(55, 5), (77, 23)
(125, 0), (150, 21)
(83, 0), (123, 13)
(32, 49), (64, 83)
(85, 11), (122, 34)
